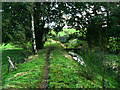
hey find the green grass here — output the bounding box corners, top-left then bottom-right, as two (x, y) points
(1, 43), (22, 50)
(78, 49), (119, 88)
(2, 40), (119, 88)
(51, 28), (79, 36)
(2, 43), (48, 88)
(2, 43), (33, 72)
(65, 39), (87, 48)
(58, 29), (76, 36)
(48, 44), (101, 88)
(2, 43), (25, 79)
(47, 39), (119, 88)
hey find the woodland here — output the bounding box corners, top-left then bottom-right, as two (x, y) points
(1, 2), (120, 89)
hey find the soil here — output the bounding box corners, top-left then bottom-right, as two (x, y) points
(40, 46), (54, 89)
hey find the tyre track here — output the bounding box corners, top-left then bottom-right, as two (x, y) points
(40, 47), (54, 89)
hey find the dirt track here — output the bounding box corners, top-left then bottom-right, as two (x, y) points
(40, 46), (54, 89)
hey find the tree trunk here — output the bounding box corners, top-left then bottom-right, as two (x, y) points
(99, 28), (102, 50)
(34, 14), (44, 49)
(35, 29), (44, 49)
(31, 4), (37, 54)
(34, 3), (45, 50)
(86, 25), (92, 48)
(99, 26), (105, 89)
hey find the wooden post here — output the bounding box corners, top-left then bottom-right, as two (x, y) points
(7, 63), (10, 74)
(13, 57), (15, 65)
(7, 56), (15, 69)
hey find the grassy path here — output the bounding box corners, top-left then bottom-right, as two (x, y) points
(2, 40), (119, 88)
(48, 46), (98, 88)
(45, 40), (119, 88)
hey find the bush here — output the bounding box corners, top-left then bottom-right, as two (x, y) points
(106, 37), (120, 54)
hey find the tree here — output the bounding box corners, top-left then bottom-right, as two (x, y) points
(2, 2), (119, 52)
(2, 2), (66, 50)
(31, 3), (37, 54)
(33, 2), (65, 49)
(2, 2), (32, 44)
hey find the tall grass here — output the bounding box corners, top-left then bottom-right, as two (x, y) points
(77, 48), (119, 88)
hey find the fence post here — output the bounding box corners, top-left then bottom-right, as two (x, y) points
(7, 63), (10, 74)
(7, 56), (15, 69)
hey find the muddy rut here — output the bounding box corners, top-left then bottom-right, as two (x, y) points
(40, 47), (54, 89)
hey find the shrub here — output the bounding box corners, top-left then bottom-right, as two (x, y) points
(106, 37), (120, 54)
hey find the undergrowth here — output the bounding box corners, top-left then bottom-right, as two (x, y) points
(2, 40), (119, 89)
(49, 44), (102, 88)
(2, 45), (47, 88)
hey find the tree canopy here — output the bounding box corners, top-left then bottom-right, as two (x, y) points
(2, 2), (120, 52)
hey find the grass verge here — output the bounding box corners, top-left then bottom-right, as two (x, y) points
(48, 44), (102, 88)
(48, 42), (119, 88)
(2, 48), (47, 88)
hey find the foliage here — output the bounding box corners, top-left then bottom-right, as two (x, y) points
(2, 2), (120, 88)
(58, 29), (78, 36)
(78, 49), (119, 88)
(49, 46), (99, 88)
(63, 2), (120, 50)
(2, 43), (20, 50)
(2, 2), (120, 51)
(2, 45), (25, 81)
(47, 42), (118, 88)
(106, 37), (120, 54)
(2, 46), (47, 88)
(2, 3), (32, 44)
(2, 40), (119, 88)
(104, 53), (120, 73)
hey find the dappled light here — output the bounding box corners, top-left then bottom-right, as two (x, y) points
(2, 2), (120, 89)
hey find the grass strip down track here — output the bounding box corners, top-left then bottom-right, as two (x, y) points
(48, 46), (103, 88)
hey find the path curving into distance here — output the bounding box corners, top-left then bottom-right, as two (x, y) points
(40, 46), (54, 89)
